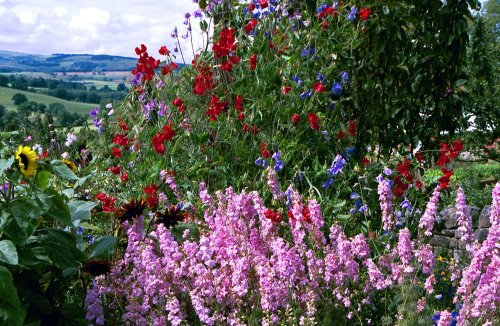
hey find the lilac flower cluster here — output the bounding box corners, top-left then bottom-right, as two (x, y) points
(455, 186), (475, 245)
(418, 186), (441, 237)
(377, 178), (394, 231)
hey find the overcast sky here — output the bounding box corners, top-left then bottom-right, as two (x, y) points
(0, 0), (202, 60)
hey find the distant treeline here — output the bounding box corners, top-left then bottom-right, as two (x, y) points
(0, 74), (128, 104)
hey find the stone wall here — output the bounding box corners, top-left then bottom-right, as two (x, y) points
(430, 205), (491, 260)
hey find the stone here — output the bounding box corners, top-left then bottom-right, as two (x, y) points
(440, 229), (455, 237)
(430, 235), (450, 247)
(440, 207), (457, 229)
(449, 238), (458, 248)
(455, 229), (463, 239)
(475, 228), (489, 242)
(478, 206), (491, 228)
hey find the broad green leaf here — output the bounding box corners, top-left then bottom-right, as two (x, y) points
(1, 201), (39, 245)
(68, 200), (97, 222)
(35, 170), (50, 190)
(50, 160), (79, 181)
(43, 189), (71, 225)
(0, 266), (24, 326)
(0, 157), (14, 176)
(35, 230), (84, 276)
(90, 236), (118, 259)
(0, 240), (18, 265)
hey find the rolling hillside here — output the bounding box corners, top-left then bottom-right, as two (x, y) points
(0, 86), (96, 115)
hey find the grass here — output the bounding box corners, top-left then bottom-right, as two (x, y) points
(0, 86), (96, 115)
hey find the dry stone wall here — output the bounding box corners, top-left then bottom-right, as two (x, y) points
(430, 205), (491, 260)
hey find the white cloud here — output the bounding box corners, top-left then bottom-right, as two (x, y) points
(0, 0), (201, 60)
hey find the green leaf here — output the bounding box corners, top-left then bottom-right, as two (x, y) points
(35, 230), (83, 276)
(171, 223), (200, 242)
(34, 170), (50, 190)
(50, 160), (79, 181)
(0, 240), (18, 265)
(1, 200), (39, 245)
(0, 266), (24, 326)
(90, 236), (118, 259)
(68, 201), (97, 222)
(43, 189), (71, 225)
(0, 157), (14, 176)
(200, 20), (208, 32)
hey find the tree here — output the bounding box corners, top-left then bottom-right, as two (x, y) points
(12, 93), (28, 105)
(0, 75), (8, 87)
(117, 83), (128, 92)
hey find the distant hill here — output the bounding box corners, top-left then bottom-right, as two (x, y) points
(0, 51), (138, 73)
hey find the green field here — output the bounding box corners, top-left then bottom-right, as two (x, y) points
(0, 86), (96, 115)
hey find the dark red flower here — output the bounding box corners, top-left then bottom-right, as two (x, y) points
(348, 120), (357, 136)
(264, 209), (282, 223)
(249, 54), (257, 71)
(260, 143), (270, 158)
(112, 147), (122, 158)
(281, 86), (292, 95)
(121, 171), (128, 182)
(221, 60), (233, 71)
(109, 166), (121, 175)
(235, 95), (244, 112)
(237, 113), (245, 120)
(415, 152), (424, 162)
(259, 0), (268, 9)
(248, 2), (255, 11)
(308, 113), (320, 130)
(144, 183), (157, 195)
(361, 157), (370, 166)
(147, 193), (159, 207)
(244, 19), (258, 34)
(313, 82), (325, 93)
(159, 45), (170, 56)
(291, 113), (301, 124)
(337, 130), (345, 139)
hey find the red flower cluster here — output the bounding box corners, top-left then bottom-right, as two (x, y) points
(435, 140), (463, 188)
(96, 193), (116, 212)
(291, 113), (301, 124)
(172, 97), (186, 113)
(152, 123), (175, 155)
(112, 147), (122, 158)
(308, 113), (321, 131)
(281, 85), (292, 95)
(121, 171), (128, 183)
(192, 63), (214, 95)
(213, 28), (237, 59)
(243, 124), (260, 135)
(264, 209), (282, 223)
(244, 18), (258, 34)
(206, 95), (228, 121)
(132, 44), (160, 81)
(358, 7), (371, 21)
(161, 62), (178, 75)
(317, 6), (338, 20)
(260, 143), (270, 158)
(109, 165), (121, 175)
(113, 134), (130, 147)
(259, 0), (268, 9)
(159, 45), (170, 56)
(393, 158), (413, 197)
(144, 183), (158, 207)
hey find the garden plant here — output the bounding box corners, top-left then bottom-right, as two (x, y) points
(0, 0), (499, 325)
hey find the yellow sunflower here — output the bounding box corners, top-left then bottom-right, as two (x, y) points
(15, 145), (37, 178)
(62, 159), (77, 172)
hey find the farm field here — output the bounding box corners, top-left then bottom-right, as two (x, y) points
(0, 86), (96, 115)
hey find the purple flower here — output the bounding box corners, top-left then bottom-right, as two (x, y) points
(193, 9), (203, 18)
(340, 71), (349, 83)
(322, 177), (334, 189)
(89, 107), (99, 117)
(418, 186), (440, 237)
(327, 154), (346, 176)
(383, 167), (393, 176)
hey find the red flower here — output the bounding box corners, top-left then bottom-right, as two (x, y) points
(159, 45), (170, 56)
(237, 113), (245, 120)
(415, 180), (423, 188)
(248, 2), (255, 11)
(415, 152), (424, 162)
(337, 130), (345, 139)
(308, 113), (320, 131)
(358, 7), (371, 21)
(281, 86), (292, 95)
(235, 95), (244, 112)
(147, 194), (159, 207)
(250, 125), (260, 135)
(162, 123), (175, 141)
(361, 157), (370, 166)
(152, 132), (167, 154)
(112, 147), (122, 158)
(172, 97), (183, 107)
(348, 120), (357, 136)
(119, 121), (128, 131)
(221, 60), (233, 71)
(291, 113), (301, 124)
(436, 153), (450, 166)
(113, 134), (129, 147)
(264, 209), (282, 223)
(321, 20), (329, 30)
(121, 171), (128, 182)
(259, 0), (268, 9)
(96, 193), (107, 201)
(302, 206), (312, 223)
(109, 166), (121, 175)
(144, 183), (157, 195)
(244, 18), (258, 34)
(260, 143), (270, 158)
(249, 54), (257, 71)
(313, 82), (325, 93)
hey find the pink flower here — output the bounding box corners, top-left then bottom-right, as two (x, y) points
(418, 186), (440, 237)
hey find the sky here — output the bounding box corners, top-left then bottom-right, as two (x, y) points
(0, 0), (202, 61)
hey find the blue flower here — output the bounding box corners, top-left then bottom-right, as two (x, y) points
(300, 49), (309, 57)
(300, 91), (308, 99)
(327, 154), (347, 176)
(383, 167), (393, 176)
(401, 197), (413, 211)
(350, 192), (359, 200)
(358, 204), (367, 213)
(274, 160), (284, 172)
(354, 199), (362, 208)
(340, 71), (349, 83)
(332, 82), (343, 96)
(322, 177), (334, 189)
(316, 73), (326, 83)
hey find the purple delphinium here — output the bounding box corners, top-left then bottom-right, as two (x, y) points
(418, 186), (440, 237)
(455, 186), (475, 245)
(377, 178), (394, 231)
